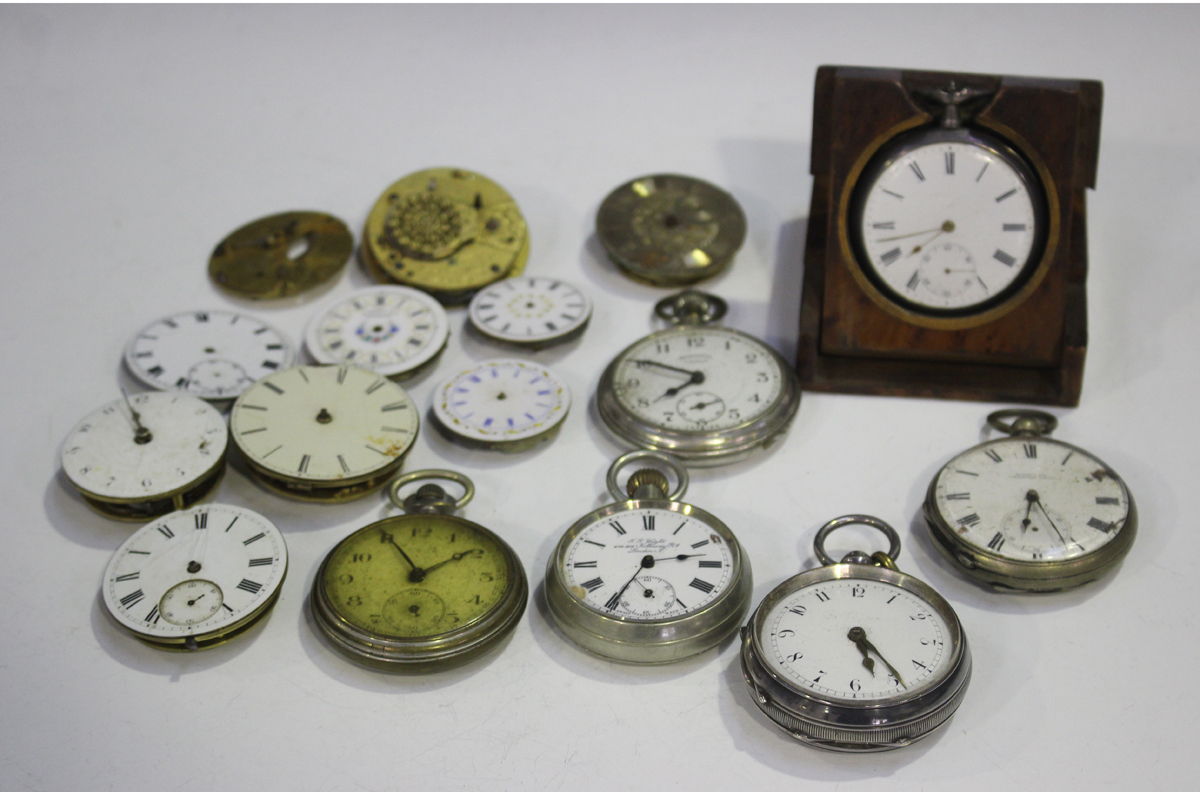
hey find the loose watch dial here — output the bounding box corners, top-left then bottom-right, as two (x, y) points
(432, 359), (570, 449)
(467, 276), (592, 348)
(101, 504), (287, 649)
(229, 365), (418, 498)
(608, 327), (785, 432)
(932, 437), (1131, 563)
(60, 392), (227, 519)
(853, 131), (1045, 314)
(561, 507), (735, 620)
(760, 577), (952, 702)
(305, 285), (450, 378)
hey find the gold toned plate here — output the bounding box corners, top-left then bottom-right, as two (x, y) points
(363, 168), (528, 305)
(596, 174), (746, 286)
(209, 211), (353, 300)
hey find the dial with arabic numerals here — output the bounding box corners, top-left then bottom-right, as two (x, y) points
(101, 504), (287, 650)
(124, 309), (294, 400)
(60, 392), (227, 520)
(924, 411), (1137, 591)
(852, 128), (1046, 315)
(431, 359), (570, 450)
(229, 365), (418, 501)
(304, 285), (449, 378)
(467, 276), (592, 348)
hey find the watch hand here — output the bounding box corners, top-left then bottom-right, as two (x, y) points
(1021, 490), (1037, 534)
(648, 553), (707, 562)
(654, 370), (705, 402)
(847, 626), (907, 688)
(875, 220), (955, 243)
(120, 388), (153, 445)
(604, 556), (653, 611)
(1031, 493), (1068, 544)
(379, 529), (426, 582)
(632, 359), (703, 378)
(422, 549), (484, 575)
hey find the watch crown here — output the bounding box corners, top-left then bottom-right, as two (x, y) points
(404, 483), (458, 515)
(627, 469), (669, 499)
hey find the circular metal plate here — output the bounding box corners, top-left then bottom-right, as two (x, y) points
(209, 211), (353, 300)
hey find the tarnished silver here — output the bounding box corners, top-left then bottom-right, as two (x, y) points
(388, 469), (475, 512)
(544, 453), (751, 664)
(597, 291), (801, 467)
(741, 515), (971, 752)
(924, 410), (1137, 592)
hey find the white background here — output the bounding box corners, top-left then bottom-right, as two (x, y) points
(2, 5), (1197, 791)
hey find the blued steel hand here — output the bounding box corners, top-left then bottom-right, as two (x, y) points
(604, 556), (653, 611)
(847, 626), (907, 688)
(655, 370), (705, 401)
(648, 553), (707, 562)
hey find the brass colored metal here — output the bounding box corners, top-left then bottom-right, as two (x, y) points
(363, 168), (529, 305)
(208, 211), (352, 300)
(597, 174), (746, 286)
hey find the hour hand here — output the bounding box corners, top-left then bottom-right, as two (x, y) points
(848, 626), (906, 688)
(654, 370), (704, 401)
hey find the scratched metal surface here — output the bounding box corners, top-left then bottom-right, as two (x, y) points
(1, 5), (1196, 791)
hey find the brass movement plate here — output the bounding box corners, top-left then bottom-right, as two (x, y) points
(596, 174), (746, 286)
(363, 168), (529, 305)
(208, 211), (353, 300)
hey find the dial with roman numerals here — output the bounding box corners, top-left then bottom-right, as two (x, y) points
(924, 410), (1137, 592)
(304, 285), (449, 378)
(851, 128), (1046, 315)
(124, 309), (294, 400)
(229, 365), (418, 501)
(545, 451), (751, 663)
(101, 504), (287, 650)
(467, 276), (592, 348)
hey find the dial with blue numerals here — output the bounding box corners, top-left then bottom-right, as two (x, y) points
(431, 359), (570, 449)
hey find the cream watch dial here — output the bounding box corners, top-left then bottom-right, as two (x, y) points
(858, 139), (1040, 312)
(761, 578), (952, 702)
(124, 310), (294, 400)
(609, 328), (784, 431)
(229, 365), (417, 483)
(102, 504), (287, 646)
(933, 437), (1131, 563)
(562, 507), (734, 620)
(467, 276), (592, 347)
(60, 392), (226, 503)
(432, 359), (570, 447)
(305, 285), (450, 377)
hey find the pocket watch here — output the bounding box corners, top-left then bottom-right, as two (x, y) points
(924, 409), (1137, 592)
(362, 168), (529, 305)
(124, 309), (295, 401)
(101, 503), (288, 650)
(848, 85), (1049, 319)
(310, 470), (528, 672)
(596, 174), (746, 286)
(431, 358), (570, 451)
(208, 211), (353, 300)
(60, 391), (227, 520)
(467, 276), (592, 349)
(597, 291), (800, 466)
(229, 365), (418, 502)
(741, 515), (972, 752)
(304, 285), (450, 379)
(545, 451), (751, 664)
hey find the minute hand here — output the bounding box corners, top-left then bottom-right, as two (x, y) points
(847, 626), (907, 688)
(632, 359), (704, 378)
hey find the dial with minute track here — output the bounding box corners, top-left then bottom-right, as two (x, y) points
(855, 136), (1042, 313)
(124, 309), (294, 400)
(305, 285), (449, 378)
(432, 359), (570, 448)
(562, 507), (735, 620)
(101, 504), (287, 648)
(467, 276), (592, 347)
(932, 436), (1131, 563)
(229, 365), (417, 489)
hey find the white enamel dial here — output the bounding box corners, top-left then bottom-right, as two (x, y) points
(229, 365), (417, 483)
(305, 285), (450, 377)
(101, 504), (287, 645)
(762, 577), (952, 702)
(933, 437), (1131, 563)
(467, 276), (592, 347)
(124, 310), (294, 400)
(432, 359), (570, 447)
(562, 507), (735, 620)
(857, 139), (1040, 312)
(60, 392), (227, 503)
(609, 327), (784, 431)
